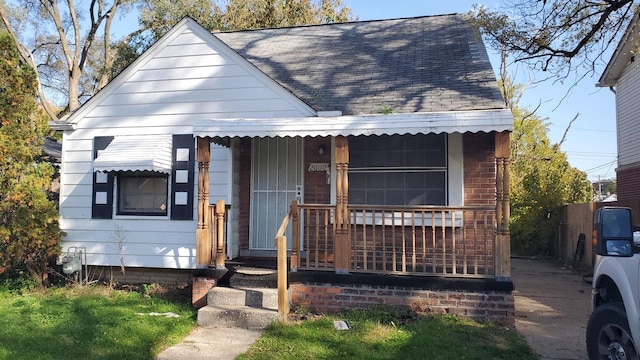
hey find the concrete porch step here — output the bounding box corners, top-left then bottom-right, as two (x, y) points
(207, 286), (279, 310)
(197, 304), (279, 329)
(197, 286), (284, 329)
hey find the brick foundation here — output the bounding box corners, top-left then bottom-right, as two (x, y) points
(290, 282), (515, 325)
(192, 277), (216, 308)
(87, 266), (193, 285)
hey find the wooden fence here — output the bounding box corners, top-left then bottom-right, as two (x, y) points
(560, 200), (640, 270)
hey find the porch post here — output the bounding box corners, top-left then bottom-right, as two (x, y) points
(290, 200), (300, 271)
(215, 199), (226, 269)
(334, 136), (351, 273)
(196, 137), (211, 266)
(495, 131), (511, 279)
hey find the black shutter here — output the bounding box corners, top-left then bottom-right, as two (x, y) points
(92, 136), (114, 219)
(171, 134), (195, 220)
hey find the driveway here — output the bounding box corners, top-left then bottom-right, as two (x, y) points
(511, 257), (592, 360)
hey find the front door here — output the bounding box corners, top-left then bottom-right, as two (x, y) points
(250, 137), (303, 250)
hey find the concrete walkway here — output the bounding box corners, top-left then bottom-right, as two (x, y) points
(511, 257), (592, 360)
(155, 326), (262, 360)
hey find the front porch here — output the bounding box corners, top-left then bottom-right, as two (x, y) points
(190, 115), (513, 324)
(195, 132), (512, 281)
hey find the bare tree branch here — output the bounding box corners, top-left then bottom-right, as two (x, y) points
(0, 4), (59, 120)
(474, 0), (638, 80)
(556, 113), (580, 149)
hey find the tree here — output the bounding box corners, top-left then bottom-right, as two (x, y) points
(0, 31), (61, 285)
(222, 0), (351, 30)
(0, 1), (351, 120)
(474, 0), (639, 81)
(493, 45), (593, 254)
(509, 101), (593, 255)
(0, 0), (135, 119)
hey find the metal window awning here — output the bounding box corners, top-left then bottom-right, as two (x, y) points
(193, 109), (513, 138)
(93, 135), (173, 173)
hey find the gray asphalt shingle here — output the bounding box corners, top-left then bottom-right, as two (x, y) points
(215, 14), (505, 115)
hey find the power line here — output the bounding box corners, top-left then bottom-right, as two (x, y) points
(584, 160), (617, 174)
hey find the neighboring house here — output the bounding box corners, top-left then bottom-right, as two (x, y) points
(43, 137), (62, 193)
(598, 11), (640, 205)
(51, 15), (515, 323)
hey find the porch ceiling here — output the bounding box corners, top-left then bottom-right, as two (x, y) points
(193, 109), (513, 138)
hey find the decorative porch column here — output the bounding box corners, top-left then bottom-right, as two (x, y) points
(334, 136), (351, 273)
(214, 199), (226, 269)
(196, 137), (211, 266)
(495, 131), (511, 280)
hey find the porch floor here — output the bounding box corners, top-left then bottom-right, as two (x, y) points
(216, 257), (278, 288)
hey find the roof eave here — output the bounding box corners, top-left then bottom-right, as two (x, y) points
(598, 11), (640, 87)
(193, 109), (514, 138)
(49, 120), (75, 131)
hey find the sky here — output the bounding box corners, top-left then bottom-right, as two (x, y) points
(341, 0), (618, 183)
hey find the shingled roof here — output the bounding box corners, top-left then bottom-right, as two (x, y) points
(215, 14), (505, 116)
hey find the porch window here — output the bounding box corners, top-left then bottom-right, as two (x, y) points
(117, 172), (169, 216)
(348, 134), (447, 206)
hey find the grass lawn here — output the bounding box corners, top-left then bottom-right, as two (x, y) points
(0, 285), (535, 360)
(0, 285), (196, 360)
(239, 308), (536, 360)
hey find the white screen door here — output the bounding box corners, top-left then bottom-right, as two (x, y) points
(250, 137), (303, 250)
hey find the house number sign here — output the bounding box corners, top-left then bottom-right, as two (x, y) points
(308, 163), (329, 172)
(308, 163), (330, 184)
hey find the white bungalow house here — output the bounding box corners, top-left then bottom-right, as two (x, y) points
(597, 11), (640, 214)
(52, 15), (515, 323)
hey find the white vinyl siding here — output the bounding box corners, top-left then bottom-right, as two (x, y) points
(616, 62), (640, 167)
(59, 21), (313, 269)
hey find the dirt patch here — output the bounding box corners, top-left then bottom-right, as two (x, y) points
(511, 257), (591, 360)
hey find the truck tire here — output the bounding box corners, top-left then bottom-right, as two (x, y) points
(587, 303), (638, 360)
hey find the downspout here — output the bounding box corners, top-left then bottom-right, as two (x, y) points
(609, 86), (616, 95)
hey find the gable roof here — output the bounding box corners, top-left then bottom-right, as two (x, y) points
(598, 11), (640, 87)
(51, 17), (315, 130)
(214, 14), (505, 115)
(52, 15), (511, 135)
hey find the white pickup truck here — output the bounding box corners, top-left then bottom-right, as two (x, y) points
(586, 206), (640, 360)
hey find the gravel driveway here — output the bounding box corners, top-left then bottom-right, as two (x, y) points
(511, 257), (592, 360)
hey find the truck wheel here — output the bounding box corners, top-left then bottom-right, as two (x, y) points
(587, 303), (638, 360)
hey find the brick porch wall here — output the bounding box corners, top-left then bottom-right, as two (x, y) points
(304, 137), (332, 204)
(290, 282), (515, 325)
(463, 132), (496, 207)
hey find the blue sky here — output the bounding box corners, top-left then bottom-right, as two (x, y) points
(342, 0), (618, 183)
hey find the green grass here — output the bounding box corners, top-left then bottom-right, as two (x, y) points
(0, 286), (536, 360)
(238, 308), (536, 360)
(0, 285), (196, 360)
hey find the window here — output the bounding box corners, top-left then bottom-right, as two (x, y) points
(348, 134), (447, 206)
(117, 172), (168, 216)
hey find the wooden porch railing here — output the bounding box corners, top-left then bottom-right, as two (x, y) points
(290, 202), (499, 278)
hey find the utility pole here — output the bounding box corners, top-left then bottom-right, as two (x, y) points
(598, 175), (602, 201)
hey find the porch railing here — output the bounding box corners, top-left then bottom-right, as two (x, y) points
(291, 202), (498, 278)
